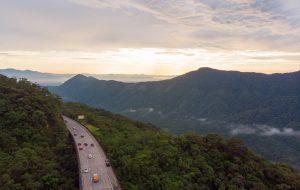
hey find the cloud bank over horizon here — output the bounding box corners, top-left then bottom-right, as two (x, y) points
(0, 0), (299, 74)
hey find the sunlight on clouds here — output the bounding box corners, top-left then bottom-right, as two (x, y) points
(1, 49), (299, 75)
(0, 0), (299, 74)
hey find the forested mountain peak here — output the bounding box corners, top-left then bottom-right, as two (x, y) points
(51, 68), (300, 169)
(63, 67), (300, 87)
(66, 74), (90, 81)
(63, 74), (125, 86)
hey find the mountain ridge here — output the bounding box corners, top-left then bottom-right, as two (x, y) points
(57, 67), (300, 121)
(51, 67), (300, 168)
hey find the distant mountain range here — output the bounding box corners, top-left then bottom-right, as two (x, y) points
(0, 68), (73, 86)
(0, 68), (175, 86)
(50, 67), (300, 168)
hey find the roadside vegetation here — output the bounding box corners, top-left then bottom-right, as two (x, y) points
(63, 102), (300, 190)
(0, 75), (78, 190)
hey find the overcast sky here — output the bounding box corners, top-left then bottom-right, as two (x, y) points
(0, 0), (300, 75)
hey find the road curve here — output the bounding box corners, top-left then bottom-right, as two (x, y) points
(63, 116), (121, 190)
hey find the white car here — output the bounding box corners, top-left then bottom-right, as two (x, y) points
(88, 154), (93, 159)
(83, 168), (89, 173)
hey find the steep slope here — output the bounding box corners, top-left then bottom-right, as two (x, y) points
(0, 75), (78, 189)
(51, 68), (300, 168)
(63, 102), (300, 190)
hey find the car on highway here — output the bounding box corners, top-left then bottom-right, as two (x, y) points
(84, 143), (88, 146)
(81, 135), (84, 138)
(91, 143), (94, 147)
(83, 168), (89, 173)
(105, 160), (111, 167)
(92, 174), (100, 183)
(88, 154), (93, 159)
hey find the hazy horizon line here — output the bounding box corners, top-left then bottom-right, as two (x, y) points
(1, 67), (299, 76)
(0, 67), (178, 77)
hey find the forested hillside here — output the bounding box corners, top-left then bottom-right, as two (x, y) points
(1, 73), (299, 190)
(0, 75), (78, 189)
(63, 102), (300, 190)
(52, 68), (300, 129)
(51, 68), (300, 168)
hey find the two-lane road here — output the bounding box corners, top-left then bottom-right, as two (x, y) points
(63, 116), (120, 190)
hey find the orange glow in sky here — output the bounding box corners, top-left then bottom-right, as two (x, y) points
(0, 0), (299, 75)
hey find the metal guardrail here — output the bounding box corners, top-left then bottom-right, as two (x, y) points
(65, 122), (83, 190)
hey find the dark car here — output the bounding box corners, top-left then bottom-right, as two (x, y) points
(84, 143), (88, 146)
(91, 143), (94, 147)
(105, 160), (111, 167)
(78, 143), (81, 146)
(81, 135), (84, 138)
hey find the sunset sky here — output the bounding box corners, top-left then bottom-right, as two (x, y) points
(1, 0), (300, 75)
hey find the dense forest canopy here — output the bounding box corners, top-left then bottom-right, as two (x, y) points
(0, 75), (78, 190)
(1, 73), (300, 190)
(63, 102), (300, 190)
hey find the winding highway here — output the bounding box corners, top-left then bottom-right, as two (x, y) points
(63, 116), (121, 190)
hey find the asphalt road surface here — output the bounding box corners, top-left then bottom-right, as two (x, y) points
(63, 116), (121, 190)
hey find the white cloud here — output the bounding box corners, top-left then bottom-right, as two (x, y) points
(66, 0), (300, 51)
(230, 124), (300, 137)
(128, 108), (137, 112)
(147, 108), (154, 113)
(0, 0), (300, 74)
